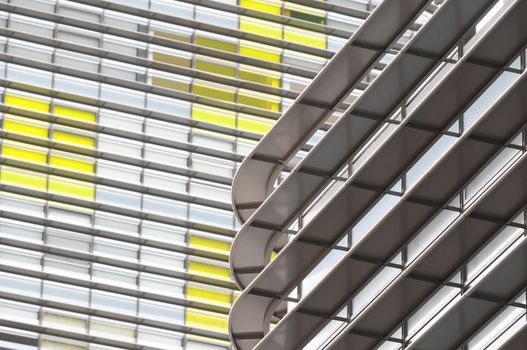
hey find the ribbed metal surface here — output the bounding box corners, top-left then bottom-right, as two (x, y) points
(229, 0), (527, 349)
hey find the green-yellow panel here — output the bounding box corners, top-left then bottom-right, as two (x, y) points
(240, 0), (281, 14)
(239, 41), (281, 63)
(2, 143), (47, 164)
(195, 36), (237, 53)
(188, 235), (230, 253)
(239, 67), (281, 87)
(188, 261), (230, 279)
(193, 84), (235, 103)
(4, 115), (48, 138)
(1, 168), (46, 191)
(153, 52), (191, 67)
(284, 27), (326, 49)
(192, 106), (235, 128)
(185, 310), (228, 333)
(48, 175), (94, 200)
(54, 105), (96, 122)
(152, 76), (190, 92)
(5, 94), (49, 113)
(238, 91), (280, 111)
(238, 114), (273, 134)
(50, 154), (94, 173)
(240, 17), (282, 39)
(195, 60), (236, 77)
(186, 285), (231, 305)
(52, 130), (95, 148)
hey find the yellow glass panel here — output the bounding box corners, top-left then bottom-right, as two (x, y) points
(238, 90), (281, 111)
(185, 310), (228, 333)
(54, 105), (96, 122)
(284, 26), (326, 49)
(2, 142), (47, 164)
(195, 36), (237, 53)
(1, 167), (46, 191)
(152, 76), (190, 92)
(238, 114), (274, 134)
(193, 83), (235, 102)
(48, 175), (94, 200)
(5, 94), (49, 113)
(186, 285), (231, 305)
(240, 17), (282, 39)
(192, 106), (236, 129)
(4, 115), (48, 138)
(189, 235), (230, 253)
(52, 130), (95, 148)
(240, 41), (281, 63)
(188, 261), (230, 279)
(239, 66), (281, 87)
(195, 59), (236, 77)
(50, 153), (94, 173)
(153, 52), (191, 67)
(240, 0), (281, 14)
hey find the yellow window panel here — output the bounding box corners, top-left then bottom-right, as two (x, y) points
(52, 130), (95, 148)
(195, 59), (236, 77)
(240, 17), (282, 39)
(240, 0), (281, 14)
(54, 105), (96, 123)
(193, 83), (235, 103)
(188, 261), (230, 279)
(239, 66), (281, 87)
(154, 30), (191, 43)
(240, 41), (281, 63)
(238, 90), (281, 111)
(5, 94), (49, 113)
(152, 76), (190, 92)
(185, 310), (228, 333)
(238, 114), (274, 134)
(153, 51), (191, 67)
(284, 26), (326, 49)
(186, 285), (231, 305)
(48, 175), (94, 200)
(4, 115), (49, 138)
(192, 105), (236, 129)
(189, 235), (230, 253)
(2, 142), (47, 164)
(50, 153), (94, 173)
(195, 36), (237, 53)
(1, 167), (47, 191)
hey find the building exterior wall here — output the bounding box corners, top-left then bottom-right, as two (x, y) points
(0, 0), (375, 349)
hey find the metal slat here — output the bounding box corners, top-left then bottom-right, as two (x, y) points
(231, 0), (434, 225)
(229, 1), (523, 348)
(406, 236), (527, 349)
(251, 52), (527, 350)
(498, 322), (527, 349)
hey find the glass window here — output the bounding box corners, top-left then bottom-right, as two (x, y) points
(46, 228), (90, 252)
(139, 299), (184, 323)
(143, 169), (187, 193)
(92, 263), (137, 287)
(96, 185), (141, 210)
(0, 273), (41, 297)
(141, 220), (186, 243)
(91, 290), (137, 315)
(96, 159), (141, 183)
(0, 218), (42, 242)
(42, 281), (89, 306)
(141, 246), (185, 269)
(143, 144), (189, 168)
(99, 109), (143, 132)
(144, 119), (189, 142)
(98, 134), (142, 158)
(142, 194), (187, 218)
(94, 211), (140, 235)
(54, 74), (99, 97)
(94, 237), (138, 261)
(139, 272), (184, 296)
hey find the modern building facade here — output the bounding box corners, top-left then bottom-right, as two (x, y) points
(229, 0), (527, 349)
(0, 0), (383, 349)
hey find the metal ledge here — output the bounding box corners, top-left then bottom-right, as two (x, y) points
(249, 54), (527, 350)
(229, 0), (523, 348)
